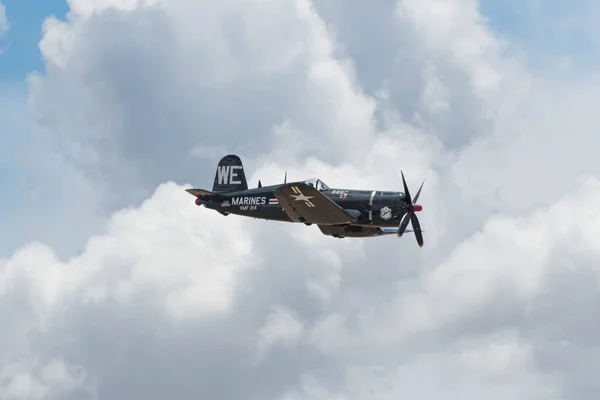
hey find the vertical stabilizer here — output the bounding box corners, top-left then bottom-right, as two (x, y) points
(212, 154), (248, 192)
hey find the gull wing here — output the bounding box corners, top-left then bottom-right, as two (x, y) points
(274, 182), (355, 225)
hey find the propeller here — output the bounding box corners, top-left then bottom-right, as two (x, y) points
(258, 180), (262, 188)
(397, 171), (425, 247)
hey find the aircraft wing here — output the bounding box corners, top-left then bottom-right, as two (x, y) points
(274, 182), (355, 225)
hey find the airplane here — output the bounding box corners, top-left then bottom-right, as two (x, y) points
(185, 154), (425, 246)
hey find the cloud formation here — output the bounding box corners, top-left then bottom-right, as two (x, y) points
(4, 0), (600, 398)
(0, 2), (9, 38)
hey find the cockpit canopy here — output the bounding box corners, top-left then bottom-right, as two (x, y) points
(303, 178), (330, 191)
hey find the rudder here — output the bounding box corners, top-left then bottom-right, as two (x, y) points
(212, 154), (248, 192)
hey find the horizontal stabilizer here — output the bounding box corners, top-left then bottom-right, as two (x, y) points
(186, 188), (223, 199)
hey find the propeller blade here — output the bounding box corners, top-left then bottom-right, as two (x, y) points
(397, 171), (425, 247)
(410, 213), (424, 247)
(284, 171), (287, 184)
(400, 171), (412, 203)
(412, 179), (425, 205)
(258, 180), (262, 188)
(397, 212), (412, 237)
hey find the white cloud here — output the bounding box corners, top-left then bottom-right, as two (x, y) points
(0, 85), (107, 260)
(0, 359), (93, 400)
(0, 3), (8, 38)
(30, 0), (379, 204)
(257, 306), (305, 360)
(6, 179), (600, 398)
(4, 0), (600, 398)
(3, 182), (254, 320)
(297, 179), (600, 398)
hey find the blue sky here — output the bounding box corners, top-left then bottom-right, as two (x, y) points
(0, 0), (68, 83)
(481, 0), (598, 65)
(0, 1), (69, 254)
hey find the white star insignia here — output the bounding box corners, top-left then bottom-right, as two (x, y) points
(291, 193), (314, 202)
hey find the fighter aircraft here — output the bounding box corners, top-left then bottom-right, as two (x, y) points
(186, 154), (425, 246)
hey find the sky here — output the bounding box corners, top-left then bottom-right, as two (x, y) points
(1, 0), (600, 399)
(0, 0), (68, 81)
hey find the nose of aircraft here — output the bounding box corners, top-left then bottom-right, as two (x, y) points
(413, 204), (423, 212)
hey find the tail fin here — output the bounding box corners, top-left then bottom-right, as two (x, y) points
(212, 154), (248, 192)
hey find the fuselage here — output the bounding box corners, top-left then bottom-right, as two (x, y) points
(199, 183), (410, 228)
(188, 154), (425, 242)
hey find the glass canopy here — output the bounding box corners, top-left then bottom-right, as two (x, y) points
(303, 178), (330, 191)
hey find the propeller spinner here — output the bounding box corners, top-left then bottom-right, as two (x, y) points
(397, 171), (425, 247)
